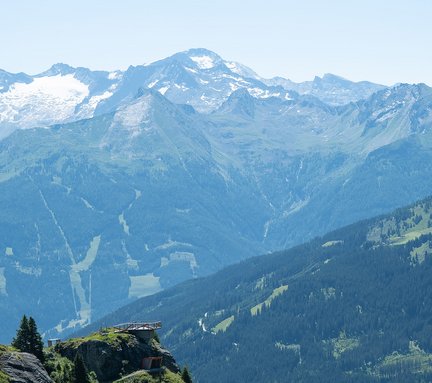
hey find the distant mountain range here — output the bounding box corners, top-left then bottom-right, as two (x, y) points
(83, 196), (432, 383)
(264, 72), (386, 105)
(0, 49), (431, 343)
(0, 48), (384, 138)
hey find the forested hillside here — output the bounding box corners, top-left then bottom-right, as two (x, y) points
(84, 197), (432, 382)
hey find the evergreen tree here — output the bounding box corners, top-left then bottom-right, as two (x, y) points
(11, 315), (45, 363)
(11, 315), (30, 352)
(181, 366), (193, 383)
(73, 353), (90, 383)
(28, 316), (45, 363)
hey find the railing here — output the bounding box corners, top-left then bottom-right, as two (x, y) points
(113, 322), (162, 332)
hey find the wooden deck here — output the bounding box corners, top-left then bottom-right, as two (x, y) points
(113, 322), (162, 332)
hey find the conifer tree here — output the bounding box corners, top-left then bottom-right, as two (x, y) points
(11, 315), (45, 363)
(28, 316), (45, 363)
(181, 366), (193, 383)
(11, 315), (30, 352)
(73, 353), (90, 383)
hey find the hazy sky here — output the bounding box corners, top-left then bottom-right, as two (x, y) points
(1, 0), (431, 85)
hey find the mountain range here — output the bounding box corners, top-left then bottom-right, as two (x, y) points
(0, 48), (384, 138)
(0, 49), (431, 343)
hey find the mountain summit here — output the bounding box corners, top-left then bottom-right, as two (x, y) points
(217, 88), (256, 117)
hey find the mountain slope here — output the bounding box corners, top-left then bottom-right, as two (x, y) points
(205, 83), (432, 248)
(84, 196), (432, 383)
(0, 90), (269, 342)
(1, 82), (432, 343)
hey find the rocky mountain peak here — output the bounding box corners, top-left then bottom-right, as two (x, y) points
(218, 88), (256, 117)
(39, 63), (76, 77)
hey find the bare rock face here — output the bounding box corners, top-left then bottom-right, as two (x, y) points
(0, 351), (53, 383)
(55, 331), (179, 383)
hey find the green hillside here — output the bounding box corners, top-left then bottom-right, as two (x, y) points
(83, 196), (432, 382)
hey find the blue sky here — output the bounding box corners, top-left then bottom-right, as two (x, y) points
(1, 0), (431, 85)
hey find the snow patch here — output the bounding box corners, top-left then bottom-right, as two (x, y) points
(198, 78), (209, 85)
(225, 62), (240, 72)
(247, 87), (280, 99)
(225, 61), (259, 79)
(148, 80), (159, 88)
(185, 67), (198, 74)
(229, 83), (239, 92)
(174, 83), (189, 91)
(108, 71), (121, 80)
(0, 74), (89, 126)
(158, 86), (169, 95)
(86, 91), (113, 110)
(190, 55), (216, 69)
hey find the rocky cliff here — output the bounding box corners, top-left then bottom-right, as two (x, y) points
(54, 329), (181, 383)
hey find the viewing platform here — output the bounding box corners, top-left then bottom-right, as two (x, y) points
(113, 322), (162, 332)
(113, 322), (162, 341)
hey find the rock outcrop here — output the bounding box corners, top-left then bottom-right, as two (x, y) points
(55, 330), (180, 383)
(0, 351), (52, 383)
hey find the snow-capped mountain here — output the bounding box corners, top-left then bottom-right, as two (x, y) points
(93, 48), (295, 115)
(0, 63), (120, 137)
(0, 49), (386, 138)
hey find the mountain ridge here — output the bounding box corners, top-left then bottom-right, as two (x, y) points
(80, 195), (432, 382)
(0, 48), (387, 139)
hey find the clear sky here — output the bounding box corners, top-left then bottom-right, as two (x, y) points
(1, 0), (431, 85)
